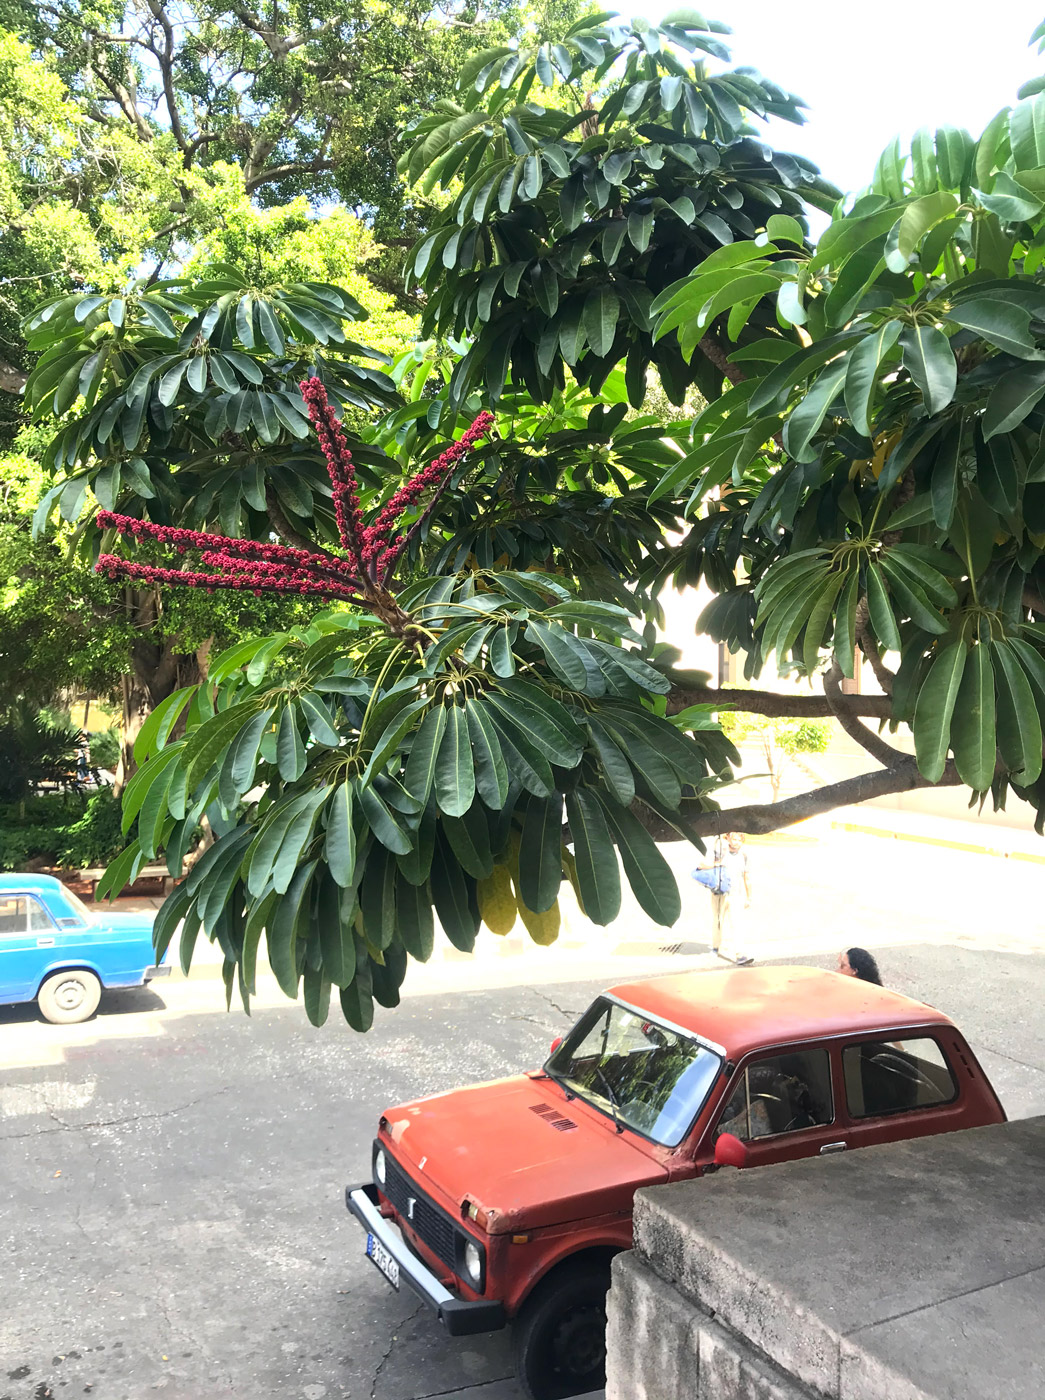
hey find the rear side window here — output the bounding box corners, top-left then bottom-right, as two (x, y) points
(27, 899), (55, 932)
(0, 896), (27, 934)
(843, 1038), (957, 1118)
(715, 1048), (834, 1141)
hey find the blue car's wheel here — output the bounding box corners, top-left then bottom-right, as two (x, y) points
(38, 970), (101, 1024)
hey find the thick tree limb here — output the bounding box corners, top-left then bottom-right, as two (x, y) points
(824, 660), (906, 767)
(667, 682), (892, 720)
(698, 333), (747, 388)
(679, 759), (962, 838)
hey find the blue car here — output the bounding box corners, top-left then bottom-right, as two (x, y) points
(0, 873), (169, 1023)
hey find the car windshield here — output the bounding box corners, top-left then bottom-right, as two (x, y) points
(545, 997), (723, 1147)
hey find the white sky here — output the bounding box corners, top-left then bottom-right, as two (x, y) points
(633, 0), (1045, 198)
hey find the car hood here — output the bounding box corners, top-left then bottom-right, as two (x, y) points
(381, 1074), (668, 1232)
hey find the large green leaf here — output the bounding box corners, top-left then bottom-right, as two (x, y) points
(596, 794), (680, 926)
(518, 793), (564, 913)
(944, 299), (1039, 358)
(913, 642), (967, 782)
(565, 788), (621, 925)
(435, 703), (475, 817)
(844, 321), (901, 437)
(431, 829), (480, 950)
(466, 700), (510, 807)
(268, 861), (315, 998)
(899, 324), (957, 414)
(950, 642), (997, 791)
(992, 641), (1043, 784)
(324, 781), (357, 889)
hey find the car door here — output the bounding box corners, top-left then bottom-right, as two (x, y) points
(0, 894), (38, 1002)
(833, 1028), (972, 1151)
(695, 1043), (848, 1170)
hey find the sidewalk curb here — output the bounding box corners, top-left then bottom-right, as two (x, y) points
(831, 819), (1045, 864)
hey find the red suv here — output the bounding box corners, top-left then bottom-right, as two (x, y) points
(347, 966), (1004, 1399)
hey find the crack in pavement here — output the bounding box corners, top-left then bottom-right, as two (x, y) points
(411, 1376), (515, 1399)
(527, 988), (581, 1023)
(370, 1302), (424, 1400)
(0, 1086), (233, 1142)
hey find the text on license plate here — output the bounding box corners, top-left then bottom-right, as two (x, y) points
(366, 1232), (400, 1290)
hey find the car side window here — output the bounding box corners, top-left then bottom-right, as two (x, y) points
(0, 896), (27, 935)
(27, 898), (56, 932)
(843, 1038), (957, 1118)
(715, 1048), (833, 1142)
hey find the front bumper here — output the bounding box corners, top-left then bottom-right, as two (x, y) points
(144, 965), (171, 980)
(346, 1183), (506, 1337)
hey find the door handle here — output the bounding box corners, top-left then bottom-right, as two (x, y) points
(36, 936), (55, 947)
(819, 1141), (847, 1155)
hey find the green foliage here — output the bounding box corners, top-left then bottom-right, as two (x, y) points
(186, 202), (419, 361)
(0, 700), (80, 802)
(129, 581), (738, 1025)
(0, 789), (130, 871)
(400, 13), (836, 408)
(646, 88), (1045, 820)
(24, 266), (397, 541)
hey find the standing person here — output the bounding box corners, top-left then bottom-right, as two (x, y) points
(692, 832), (753, 965)
(838, 947), (882, 984)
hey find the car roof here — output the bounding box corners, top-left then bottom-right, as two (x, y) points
(0, 872), (64, 894)
(606, 966), (953, 1057)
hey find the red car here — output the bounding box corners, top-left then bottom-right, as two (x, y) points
(347, 967), (1004, 1400)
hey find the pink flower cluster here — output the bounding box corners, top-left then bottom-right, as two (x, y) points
(300, 376), (493, 586)
(91, 376), (493, 605)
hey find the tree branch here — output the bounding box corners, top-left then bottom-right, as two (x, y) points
(698, 333), (747, 388)
(666, 681), (892, 720)
(677, 759), (962, 838)
(824, 660), (906, 767)
(244, 159), (337, 193)
(854, 596), (895, 695)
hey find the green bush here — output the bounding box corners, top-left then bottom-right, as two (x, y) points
(0, 790), (129, 871)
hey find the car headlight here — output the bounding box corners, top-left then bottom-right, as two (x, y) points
(375, 1148), (386, 1187)
(463, 1240), (483, 1287)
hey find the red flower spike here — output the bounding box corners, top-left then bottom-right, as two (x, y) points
(92, 390), (495, 611)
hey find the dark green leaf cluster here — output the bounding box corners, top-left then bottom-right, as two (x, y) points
(400, 13), (834, 408)
(23, 268), (398, 543)
(117, 577), (736, 1029)
(644, 99), (1045, 817)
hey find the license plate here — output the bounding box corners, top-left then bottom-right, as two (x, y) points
(366, 1232), (400, 1290)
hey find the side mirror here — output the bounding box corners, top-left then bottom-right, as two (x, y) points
(714, 1132), (751, 1169)
(549, 1037), (562, 1056)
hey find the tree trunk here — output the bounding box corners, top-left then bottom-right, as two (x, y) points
(113, 587), (209, 795)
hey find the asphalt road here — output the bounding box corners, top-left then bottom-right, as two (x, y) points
(2, 938), (1044, 1400)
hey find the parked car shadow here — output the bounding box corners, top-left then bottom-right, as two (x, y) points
(0, 985), (168, 1026)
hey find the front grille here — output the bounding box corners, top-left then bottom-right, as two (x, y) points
(382, 1152), (458, 1273)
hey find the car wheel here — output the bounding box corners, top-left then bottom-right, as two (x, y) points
(513, 1259), (610, 1400)
(37, 970), (102, 1025)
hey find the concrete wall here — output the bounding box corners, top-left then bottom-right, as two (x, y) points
(606, 1117), (1045, 1400)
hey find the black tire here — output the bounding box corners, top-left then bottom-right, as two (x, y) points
(37, 969), (102, 1024)
(513, 1259), (611, 1400)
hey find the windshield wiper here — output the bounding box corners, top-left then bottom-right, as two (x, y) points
(592, 1063), (625, 1134)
